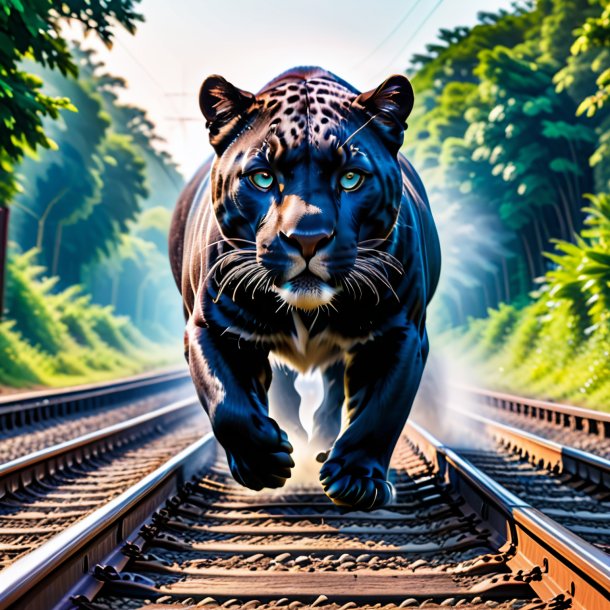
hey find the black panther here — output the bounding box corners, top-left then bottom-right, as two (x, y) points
(169, 67), (441, 509)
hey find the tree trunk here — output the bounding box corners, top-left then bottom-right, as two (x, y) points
(501, 256), (510, 303)
(52, 221), (64, 278)
(557, 188), (576, 239)
(551, 204), (568, 242)
(532, 216), (545, 277)
(0, 207), (9, 320)
(36, 187), (68, 253)
(520, 232), (536, 282)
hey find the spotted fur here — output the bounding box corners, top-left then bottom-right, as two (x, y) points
(170, 67), (441, 509)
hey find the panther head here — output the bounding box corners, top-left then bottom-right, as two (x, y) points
(199, 67), (414, 311)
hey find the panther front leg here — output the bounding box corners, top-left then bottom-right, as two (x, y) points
(186, 320), (294, 490)
(320, 321), (429, 509)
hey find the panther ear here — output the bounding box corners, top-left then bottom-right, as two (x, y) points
(353, 74), (414, 153)
(199, 75), (256, 154)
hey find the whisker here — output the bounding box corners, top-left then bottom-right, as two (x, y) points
(232, 265), (264, 300)
(203, 249), (256, 286)
(311, 306), (321, 327)
(345, 273), (362, 299)
(214, 261), (259, 302)
(357, 246), (404, 273)
(340, 111), (381, 148)
(245, 268), (266, 291)
(203, 249), (249, 279)
(355, 258), (401, 303)
(205, 237), (257, 250)
(350, 269), (380, 304)
(364, 266), (400, 302)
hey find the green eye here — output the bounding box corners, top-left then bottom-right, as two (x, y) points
(249, 171), (275, 190)
(339, 170), (364, 191)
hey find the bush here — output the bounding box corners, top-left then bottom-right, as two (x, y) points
(0, 249), (179, 389)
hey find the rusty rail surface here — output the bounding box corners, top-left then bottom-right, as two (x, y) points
(406, 421), (610, 610)
(1, 420), (607, 609)
(453, 408), (610, 487)
(456, 385), (610, 440)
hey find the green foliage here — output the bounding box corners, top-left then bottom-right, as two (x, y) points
(57, 132), (148, 283)
(409, 0), (606, 328)
(545, 193), (610, 330)
(0, 320), (50, 386)
(11, 53), (149, 286)
(478, 303), (519, 353)
(0, 0), (142, 203)
(5, 249), (66, 353)
(73, 47), (183, 211)
(0, 249), (178, 388)
(0, 3), (186, 390)
(424, 1), (610, 408)
(452, 193), (610, 408)
(8, 45), (183, 350)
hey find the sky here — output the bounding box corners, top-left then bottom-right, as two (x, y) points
(84, 0), (515, 179)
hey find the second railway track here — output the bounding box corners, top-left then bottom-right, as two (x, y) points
(0, 398), (209, 568)
(0, 370), (208, 576)
(444, 391), (610, 554)
(454, 386), (610, 459)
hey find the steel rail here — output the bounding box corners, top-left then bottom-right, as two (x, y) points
(0, 367), (191, 431)
(406, 421), (610, 610)
(454, 384), (610, 439)
(0, 433), (216, 610)
(448, 405), (610, 487)
(2, 410), (608, 608)
(0, 398), (200, 498)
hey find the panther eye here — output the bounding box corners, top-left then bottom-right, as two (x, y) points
(339, 170), (364, 191)
(249, 171), (275, 190)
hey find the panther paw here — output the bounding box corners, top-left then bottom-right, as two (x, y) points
(319, 457), (394, 510)
(216, 412), (294, 491)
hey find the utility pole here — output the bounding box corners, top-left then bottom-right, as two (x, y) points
(0, 206), (9, 320)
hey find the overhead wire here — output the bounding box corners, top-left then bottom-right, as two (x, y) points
(374, 0), (446, 78)
(351, 0), (426, 69)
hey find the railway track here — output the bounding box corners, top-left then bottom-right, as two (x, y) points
(0, 370), (208, 577)
(441, 403), (610, 555)
(0, 413), (607, 608)
(0, 368), (192, 447)
(0, 378), (608, 609)
(0, 399), (208, 567)
(454, 386), (610, 459)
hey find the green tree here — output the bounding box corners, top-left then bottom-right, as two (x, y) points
(58, 133), (148, 284)
(11, 48), (151, 288)
(0, 0), (142, 202)
(12, 63), (109, 279)
(406, 0), (606, 327)
(74, 47), (183, 210)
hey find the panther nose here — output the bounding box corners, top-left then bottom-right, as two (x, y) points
(280, 230), (335, 259)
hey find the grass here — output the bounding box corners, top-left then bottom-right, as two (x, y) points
(442, 298), (610, 411)
(0, 249), (181, 390)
